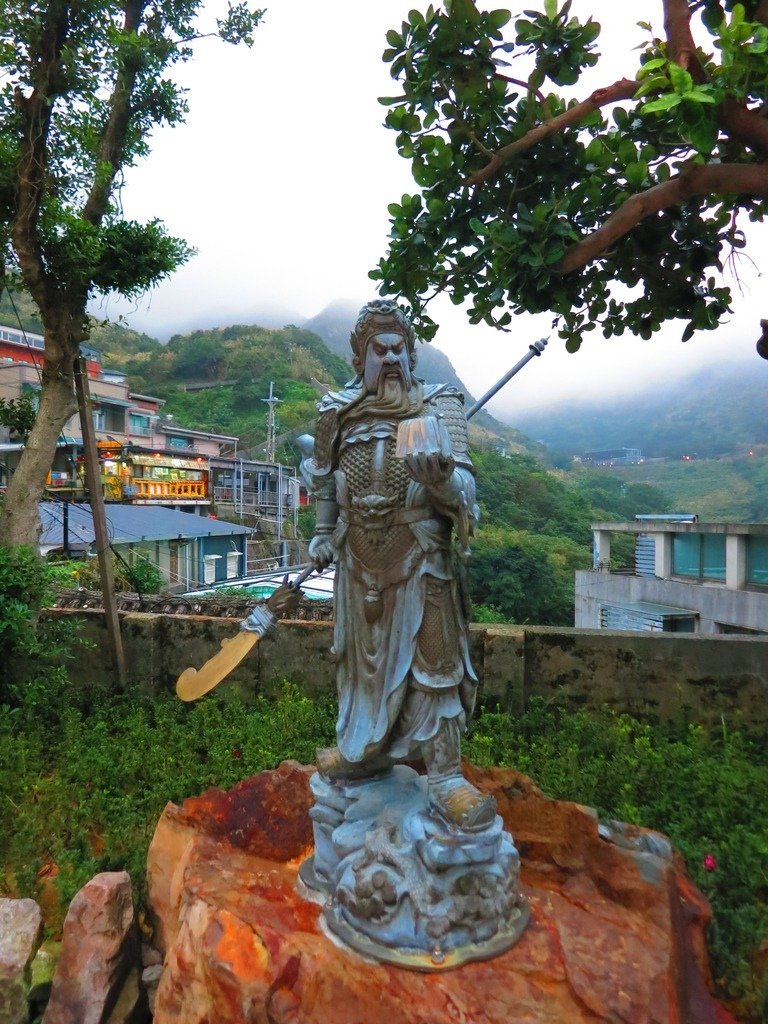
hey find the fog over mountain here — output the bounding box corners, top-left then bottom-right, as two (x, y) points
(515, 362), (768, 460)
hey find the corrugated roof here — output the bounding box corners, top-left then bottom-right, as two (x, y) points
(39, 502), (251, 550)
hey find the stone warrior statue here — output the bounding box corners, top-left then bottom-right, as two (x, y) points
(305, 299), (491, 829)
(299, 301), (527, 968)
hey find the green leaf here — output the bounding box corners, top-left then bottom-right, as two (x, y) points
(641, 93), (682, 114)
(637, 57), (667, 77)
(544, 0), (557, 18)
(625, 160), (648, 188)
(618, 139), (637, 164)
(685, 118), (718, 154)
(685, 89), (716, 104)
(386, 29), (402, 47)
(584, 138), (604, 161)
(668, 62), (693, 94)
(487, 9), (512, 29)
(634, 74), (669, 99)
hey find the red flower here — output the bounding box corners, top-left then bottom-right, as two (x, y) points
(703, 853), (717, 872)
(231, 748), (242, 760)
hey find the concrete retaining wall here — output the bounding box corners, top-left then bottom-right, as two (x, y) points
(48, 610), (768, 729)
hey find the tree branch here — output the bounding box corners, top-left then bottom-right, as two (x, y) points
(82, 1), (147, 224)
(494, 73), (547, 104)
(721, 96), (768, 157)
(11, 0), (70, 313)
(663, 0), (707, 83)
(465, 78), (639, 187)
(557, 162), (768, 275)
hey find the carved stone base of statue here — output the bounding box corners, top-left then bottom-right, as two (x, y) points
(298, 766), (529, 970)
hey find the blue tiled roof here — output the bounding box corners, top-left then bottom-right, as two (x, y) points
(39, 502), (251, 550)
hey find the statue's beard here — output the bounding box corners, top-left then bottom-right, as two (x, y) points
(343, 367), (422, 423)
(377, 371), (408, 406)
(368, 369), (413, 416)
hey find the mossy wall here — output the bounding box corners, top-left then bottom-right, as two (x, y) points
(47, 610), (768, 729)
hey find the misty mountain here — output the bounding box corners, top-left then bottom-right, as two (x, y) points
(515, 362), (768, 460)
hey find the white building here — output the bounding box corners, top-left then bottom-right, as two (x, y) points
(576, 519), (768, 635)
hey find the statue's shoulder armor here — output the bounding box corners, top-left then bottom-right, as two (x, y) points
(425, 386), (473, 470)
(314, 386), (358, 472)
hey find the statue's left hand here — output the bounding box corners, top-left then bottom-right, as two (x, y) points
(265, 578), (302, 617)
(404, 450), (455, 488)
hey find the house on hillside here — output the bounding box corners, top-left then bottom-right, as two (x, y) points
(580, 447), (643, 467)
(39, 503), (252, 590)
(0, 322), (302, 530)
(577, 518), (768, 634)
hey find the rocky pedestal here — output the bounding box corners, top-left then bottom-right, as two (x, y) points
(147, 760), (736, 1024)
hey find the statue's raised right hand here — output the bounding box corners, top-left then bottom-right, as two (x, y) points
(309, 534), (335, 570)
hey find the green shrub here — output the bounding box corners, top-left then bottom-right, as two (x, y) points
(0, 547), (75, 707)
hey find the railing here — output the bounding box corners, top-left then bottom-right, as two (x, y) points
(124, 478), (208, 500)
(213, 486), (292, 516)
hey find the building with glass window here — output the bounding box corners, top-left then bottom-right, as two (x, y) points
(576, 519), (768, 634)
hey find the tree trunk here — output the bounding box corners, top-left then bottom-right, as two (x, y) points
(0, 358), (76, 549)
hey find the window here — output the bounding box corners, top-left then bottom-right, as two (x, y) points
(168, 434), (194, 449)
(701, 534), (726, 581)
(92, 407), (106, 431)
(672, 533), (725, 581)
(129, 413), (151, 436)
(747, 536), (768, 587)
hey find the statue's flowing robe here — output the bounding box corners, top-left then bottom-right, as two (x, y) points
(312, 381), (479, 763)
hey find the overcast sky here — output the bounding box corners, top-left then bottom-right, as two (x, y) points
(102, 1), (768, 418)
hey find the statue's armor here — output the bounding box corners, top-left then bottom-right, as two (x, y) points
(338, 427), (417, 573)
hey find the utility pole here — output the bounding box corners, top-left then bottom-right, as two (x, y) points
(74, 356), (127, 689)
(261, 381), (281, 464)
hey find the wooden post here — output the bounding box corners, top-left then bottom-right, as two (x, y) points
(74, 356), (127, 688)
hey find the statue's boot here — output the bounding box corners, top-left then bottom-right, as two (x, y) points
(422, 718), (496, 833)
(316, 745), (393, 782)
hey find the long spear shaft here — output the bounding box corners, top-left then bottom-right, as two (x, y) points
(465, 338), (548, 420)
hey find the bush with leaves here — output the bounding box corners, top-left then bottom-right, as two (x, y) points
(0, 547), (76, 706)
(374, 0), (768, 356)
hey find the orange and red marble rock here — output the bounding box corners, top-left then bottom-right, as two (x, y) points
(147, 759), (736, 1024)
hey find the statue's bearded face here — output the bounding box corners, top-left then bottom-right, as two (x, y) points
(363, 331), (412, 396)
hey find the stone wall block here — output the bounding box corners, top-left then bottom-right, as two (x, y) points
(42, 871), (147, 1024)
(0, 898), (43, 1024)
(480, 626), (525, 710)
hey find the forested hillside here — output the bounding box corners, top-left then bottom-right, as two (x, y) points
(605, 451), (768, 522)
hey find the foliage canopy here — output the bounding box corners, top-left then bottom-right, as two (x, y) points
(373, 1), (768, 351)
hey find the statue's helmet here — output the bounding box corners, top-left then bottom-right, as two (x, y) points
(349, 300), (417, 375)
